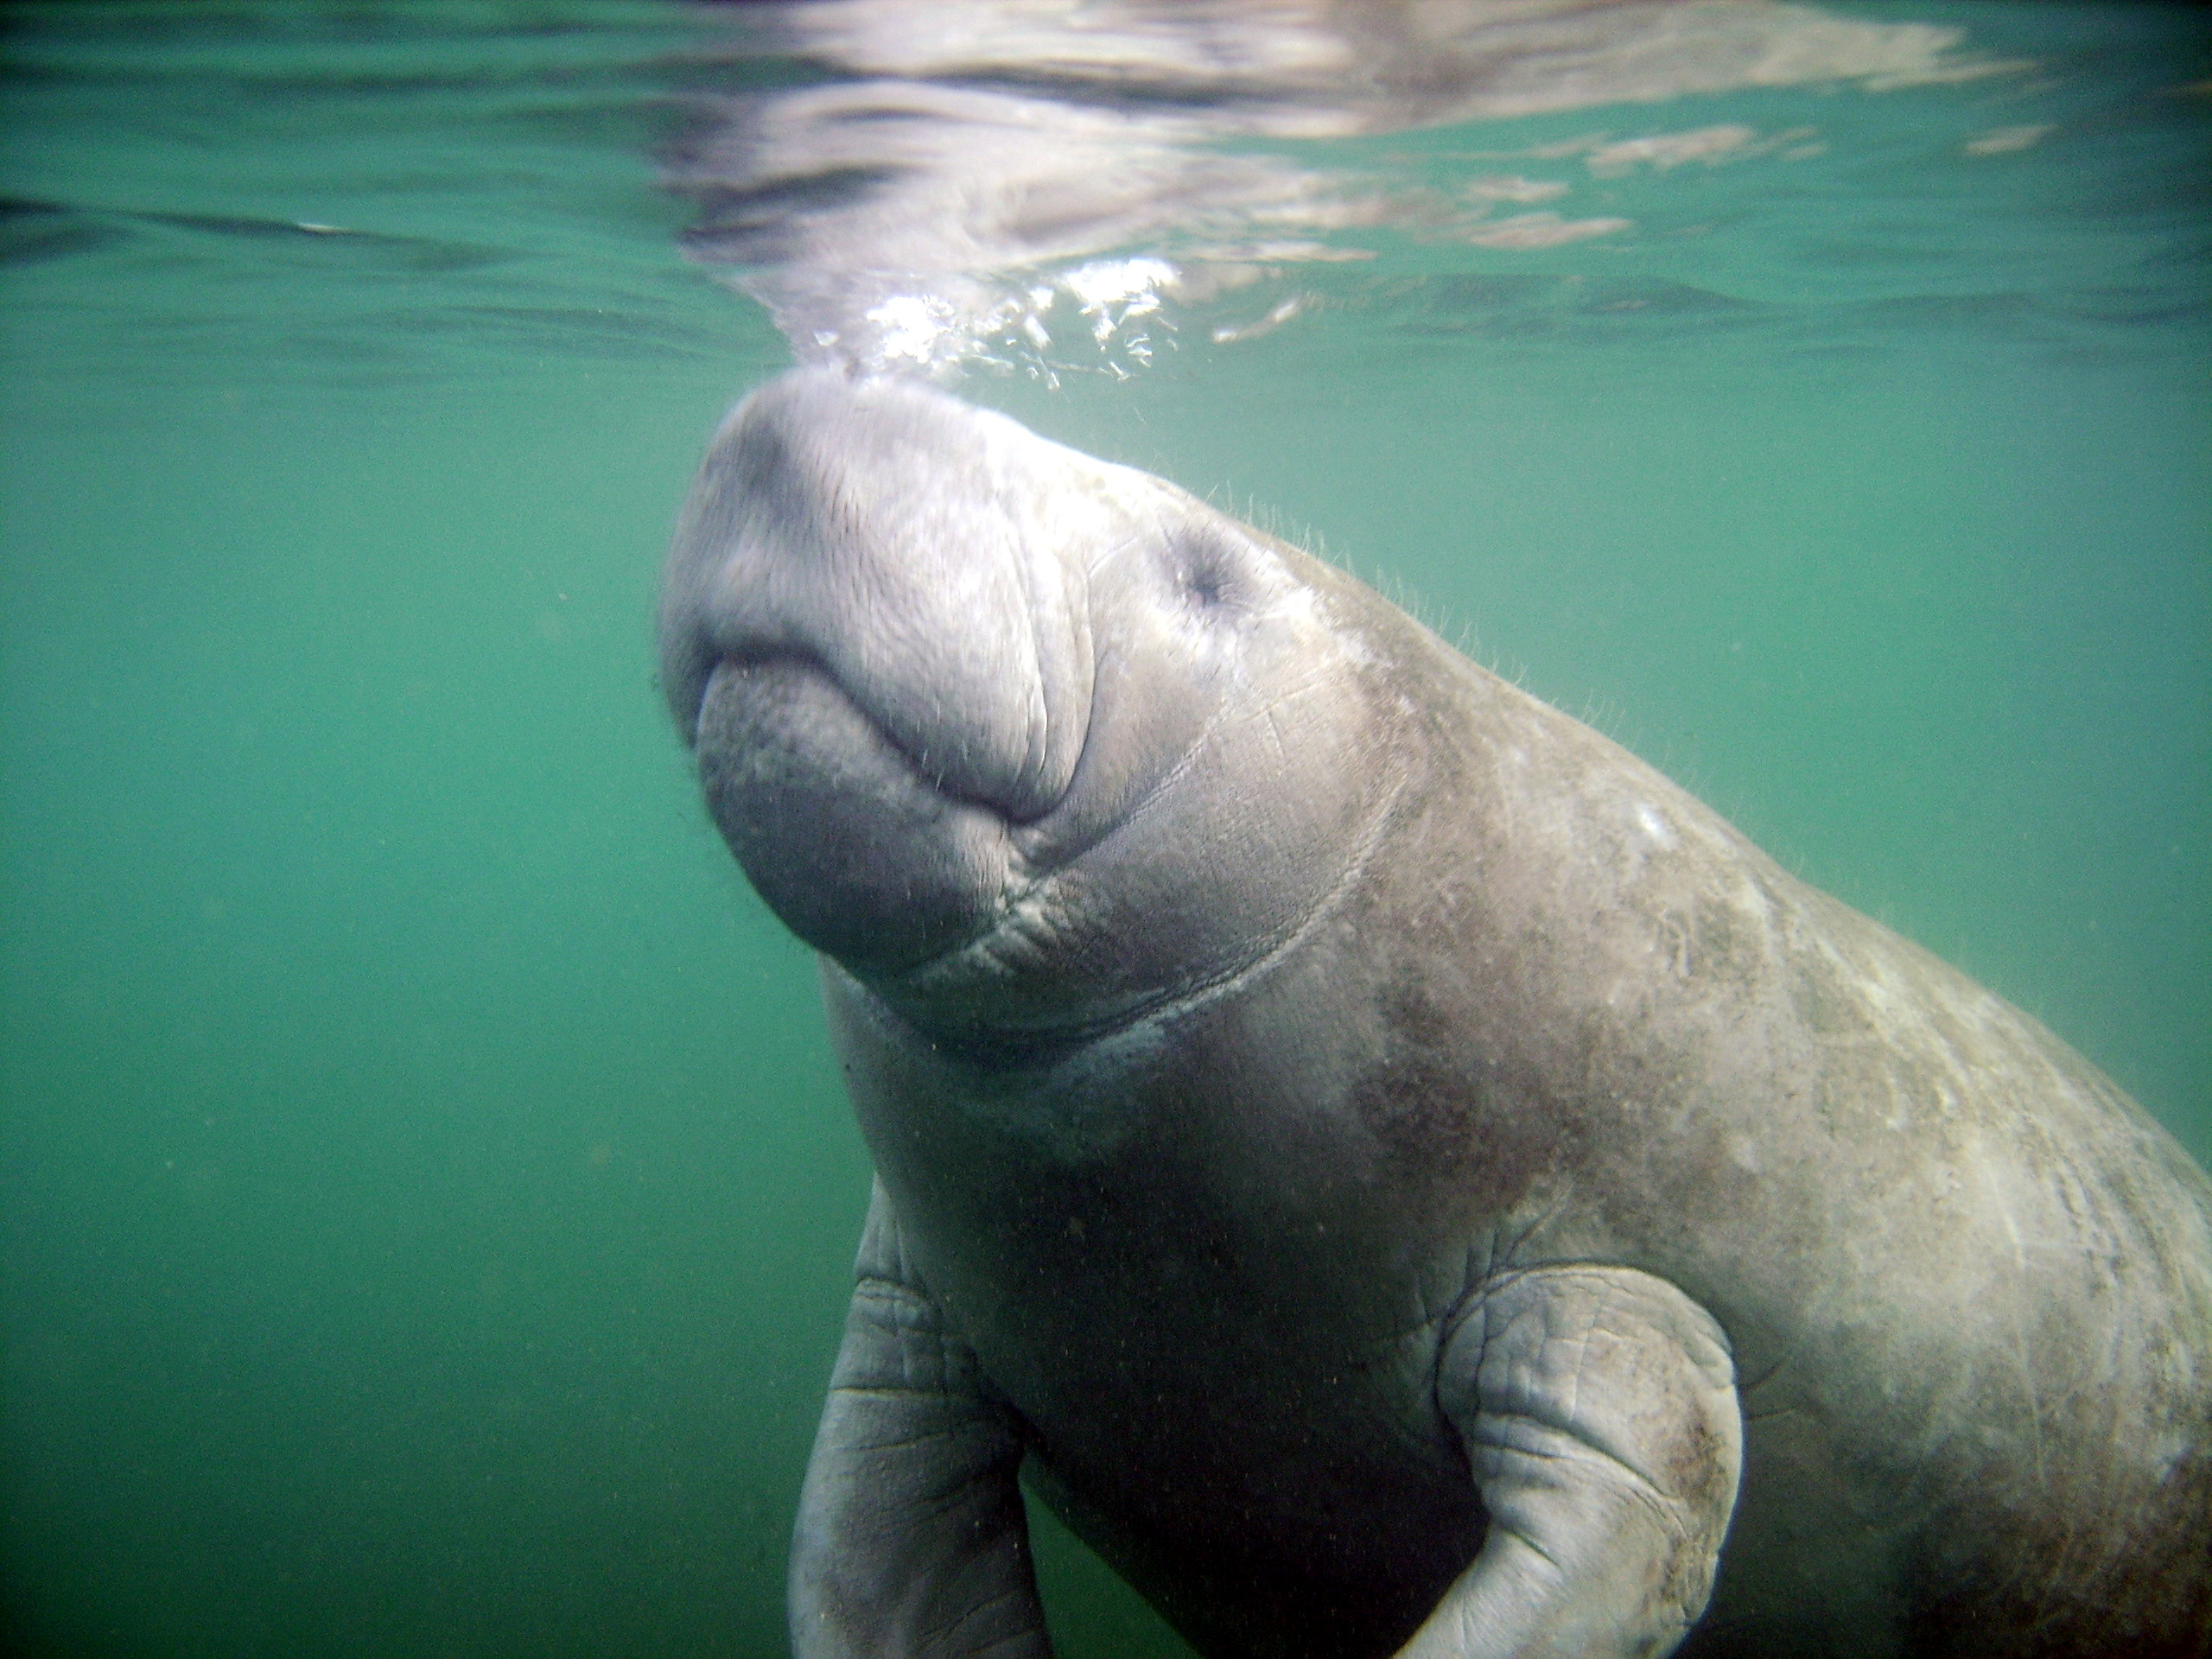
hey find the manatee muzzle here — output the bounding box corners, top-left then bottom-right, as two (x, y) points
(659, 370), (1096, 976)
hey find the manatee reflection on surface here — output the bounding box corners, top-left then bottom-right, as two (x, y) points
(669, 0), (2022, 375)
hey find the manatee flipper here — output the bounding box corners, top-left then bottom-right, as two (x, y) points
(791, 1181), (1053, 1659)
(1399, 1266), (1742, 1659)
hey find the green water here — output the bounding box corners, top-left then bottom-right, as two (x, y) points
(2, 6), (2205, 1657)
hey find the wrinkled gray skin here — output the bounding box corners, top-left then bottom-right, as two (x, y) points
(659, 369), (2212, 1659)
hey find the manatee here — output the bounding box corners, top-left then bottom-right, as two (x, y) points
(658, 368), (2212, 1658)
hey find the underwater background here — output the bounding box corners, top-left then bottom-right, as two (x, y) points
(2, 4), (2205, 1656)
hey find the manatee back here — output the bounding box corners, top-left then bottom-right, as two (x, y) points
(1334, 602), (2212, 1654)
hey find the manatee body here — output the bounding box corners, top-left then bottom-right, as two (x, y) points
(658, 369), (2212, 1659)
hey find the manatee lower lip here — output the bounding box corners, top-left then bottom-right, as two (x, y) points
(696, 656), (1018, 976)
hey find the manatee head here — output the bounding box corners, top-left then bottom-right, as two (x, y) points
(658, 369), (1403, 1051)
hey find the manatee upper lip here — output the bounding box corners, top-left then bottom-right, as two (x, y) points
(659, 367), (1096, 827)
(704, 643), (1058, 826)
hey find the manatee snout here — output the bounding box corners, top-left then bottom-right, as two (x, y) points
(659, 370), (1102, 973)
(664, 369), (1390, 1039)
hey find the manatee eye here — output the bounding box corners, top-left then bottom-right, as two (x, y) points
(1171, 529), (1244, 617)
